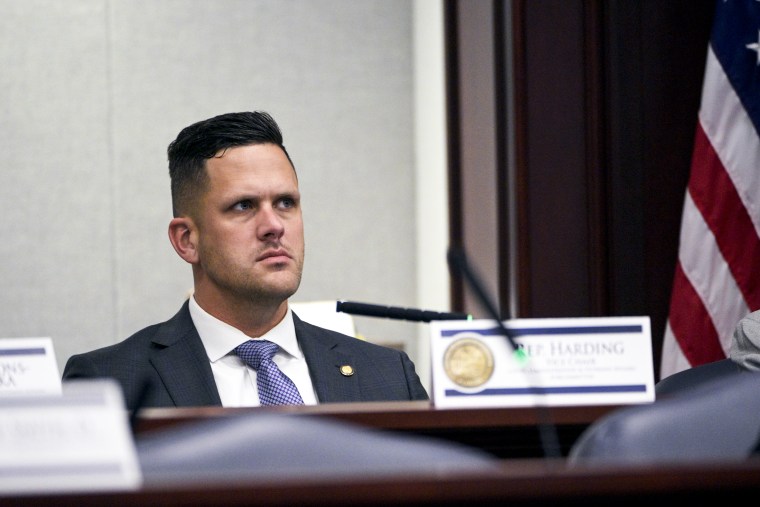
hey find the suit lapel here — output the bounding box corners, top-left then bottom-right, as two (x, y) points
(150, 302), (222, 407)
(294, 314), (362, 403)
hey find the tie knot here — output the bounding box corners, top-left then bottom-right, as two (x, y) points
(236, 339), (279, 370)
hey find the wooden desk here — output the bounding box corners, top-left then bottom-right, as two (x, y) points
(134, 401), (620, 458)
(6, 458), (760, 506)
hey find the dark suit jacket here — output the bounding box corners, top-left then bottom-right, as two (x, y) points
(62, 301), (429, 410)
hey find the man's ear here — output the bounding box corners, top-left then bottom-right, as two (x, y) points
(168, 217), (199, 264)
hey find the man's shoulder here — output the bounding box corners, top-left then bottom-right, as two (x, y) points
(65, 322), (164, 367)
(738, 309), (760, 328)
(294, 315), (405, 357)
(294, 316), (356, 343)
(65, 303), (193, 363)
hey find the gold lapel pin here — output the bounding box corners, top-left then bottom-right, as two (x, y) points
(339, 365), (354, 376)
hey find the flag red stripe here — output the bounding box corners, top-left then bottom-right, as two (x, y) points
(668, 261), (725, 364)
(688, 124), (760, 310)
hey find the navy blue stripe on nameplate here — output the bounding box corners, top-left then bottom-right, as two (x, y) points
(440, 325), (642, 338)
(445, 384), (647, 396)
(0, 347), (46, 356)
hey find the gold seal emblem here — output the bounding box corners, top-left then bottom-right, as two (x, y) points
(443, 337), (494, 387)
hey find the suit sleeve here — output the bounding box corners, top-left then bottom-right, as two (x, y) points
(399, 350), (430, 400)
(62, 352), (102, 380)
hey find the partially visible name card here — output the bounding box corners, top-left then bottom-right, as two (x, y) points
(0, 379), (142, 495)
(0, 337), (61, 396)
(430, 316), (655, 409)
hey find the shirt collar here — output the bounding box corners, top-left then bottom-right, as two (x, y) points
(188, 295), (302, 362)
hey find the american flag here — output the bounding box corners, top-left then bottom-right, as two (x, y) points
(660, 0), (760, 379)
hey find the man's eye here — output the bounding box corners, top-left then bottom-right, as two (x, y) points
(278, 198), (296, 209)
(233, 200), (253, 211)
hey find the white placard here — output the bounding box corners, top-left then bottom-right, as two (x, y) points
(0, 337), (61, 396)
(430, 316), (655, 408)
(0, 379), (142, 495)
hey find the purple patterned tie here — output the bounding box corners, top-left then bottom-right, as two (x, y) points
(235, 339), (304, 405)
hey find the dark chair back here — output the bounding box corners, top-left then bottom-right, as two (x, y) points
(655, 358), (742, 397)
(136, 412), (500, 485)
(569, 371), (760, 464)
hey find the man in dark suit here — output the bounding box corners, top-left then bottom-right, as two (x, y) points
(63, 111), (428, 411)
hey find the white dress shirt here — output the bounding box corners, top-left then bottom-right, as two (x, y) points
(188, 296), (319, 407)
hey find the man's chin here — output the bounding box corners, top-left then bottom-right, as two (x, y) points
(261, 274), (302, 299)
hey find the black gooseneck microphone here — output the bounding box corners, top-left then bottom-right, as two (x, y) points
(336, 300), (470, 323)
(446, 248), (522, 354)
(446, 246), (562, 459)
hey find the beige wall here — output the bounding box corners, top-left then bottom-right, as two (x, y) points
(0, 0), (448, 392)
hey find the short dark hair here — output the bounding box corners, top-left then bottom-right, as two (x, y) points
(167, 111), (293, 217)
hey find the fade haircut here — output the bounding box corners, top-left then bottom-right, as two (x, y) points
(167, 111), (294, 217)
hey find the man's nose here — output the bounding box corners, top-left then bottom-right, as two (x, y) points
(257, 205), (285, 239)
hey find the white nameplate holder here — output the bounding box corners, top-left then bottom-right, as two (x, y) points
(0, 378), (142, 495)
(430, 316), (655, 408)
(0, 337), (61, 396)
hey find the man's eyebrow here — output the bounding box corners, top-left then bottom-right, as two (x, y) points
(275, 190), (301, 199)
(229, 193), (260, 201)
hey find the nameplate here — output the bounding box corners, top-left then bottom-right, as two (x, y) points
(0, 379), (142, 495)
(0, 337), (61, 396)
(430, 316), (655, 408)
